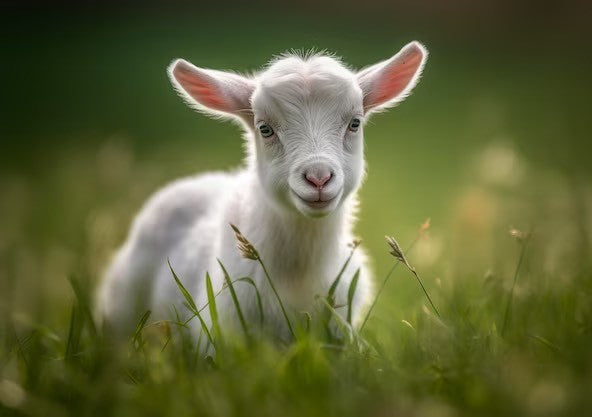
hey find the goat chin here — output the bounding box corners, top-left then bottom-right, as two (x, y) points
(97, 42), (428, 342)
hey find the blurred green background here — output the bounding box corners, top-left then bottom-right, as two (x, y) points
(1, 2), (592, 416)
(1, 0), (591, 321)
(2, 1), (590, 317)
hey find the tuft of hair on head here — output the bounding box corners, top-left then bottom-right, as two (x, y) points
(268, 47), (338, 65)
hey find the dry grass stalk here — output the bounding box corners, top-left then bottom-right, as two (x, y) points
(385, 234), (441, 318)
(509, 227), (530, 242)
(502, 226), (533, 336)
(359, 218), (432, 331)
(230, 224), (259, 260)
(385, 236), (411, 269)
(229, 223), (295, 338)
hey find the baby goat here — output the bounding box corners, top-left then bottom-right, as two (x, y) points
(97, 42), (428, 340)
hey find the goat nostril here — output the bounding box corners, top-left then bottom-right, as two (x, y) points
(305, 171), (333, 188)
(319, 172), (332, 187)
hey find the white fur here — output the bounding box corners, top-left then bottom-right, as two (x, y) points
(97, 42), (428, 340)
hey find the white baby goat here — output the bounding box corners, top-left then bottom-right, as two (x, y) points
(97, 42), (428, 340)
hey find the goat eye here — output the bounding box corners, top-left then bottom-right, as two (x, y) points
(259, 124), (274, 138)
(348, 118), (361, 132)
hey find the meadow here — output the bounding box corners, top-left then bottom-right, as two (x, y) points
(1, 5), (591, 417)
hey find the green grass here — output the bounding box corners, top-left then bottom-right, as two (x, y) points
(1, 170), (591, 416)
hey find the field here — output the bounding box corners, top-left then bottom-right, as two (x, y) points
(1, 5), (591, 417)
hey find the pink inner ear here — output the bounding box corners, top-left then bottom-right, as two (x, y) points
(366, 46), (424, 108)
(173, 62), (229, 112)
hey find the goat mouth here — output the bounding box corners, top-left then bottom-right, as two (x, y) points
(291, 190), (338, 210)
(303, 199), (333, 209)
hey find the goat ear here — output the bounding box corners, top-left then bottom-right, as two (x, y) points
(357, 41), (427, 113)
(168, 59), (255, 120)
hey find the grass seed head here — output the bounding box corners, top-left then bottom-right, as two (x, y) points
(230, 224), (259, 260)
(509, 227), (529, 242)
(419, 217), (431, 234)
(348, 239), (362, 249)
(385, 235), (411, 268)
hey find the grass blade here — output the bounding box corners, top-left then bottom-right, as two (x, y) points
(64, 303), (82, 362)
(258, 258), (295, 338)
(237, 277), (265, 327)
(502, 230), (532, 336)
(205, 272), (222, 344)
(68, 275), (97, 338)
(189, 308), (214, 348)
(302, 311), (312, 335)
(168, 259), (197, 312)
(317, 296), (353, 343)
(131, 310), (152, 351)
(218, 259), (249, 339)
(169, 260), (214, 347)
(346, 269), (360, 324)
(528, 333), (561, 352)
(328, 240), (360, 302)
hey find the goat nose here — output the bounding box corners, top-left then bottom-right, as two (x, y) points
(305, 166), (332, 189)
